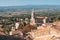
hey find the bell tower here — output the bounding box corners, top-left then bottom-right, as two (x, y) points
(30, 9), (35, 25)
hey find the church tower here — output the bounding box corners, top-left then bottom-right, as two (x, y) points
(30, 9), (35, 25)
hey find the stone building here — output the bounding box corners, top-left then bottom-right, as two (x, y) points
(30, 9), (35, 26)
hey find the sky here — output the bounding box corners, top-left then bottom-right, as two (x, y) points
(0, 0), (60, 6)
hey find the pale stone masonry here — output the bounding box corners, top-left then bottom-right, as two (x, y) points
(30, 9), (35, 25)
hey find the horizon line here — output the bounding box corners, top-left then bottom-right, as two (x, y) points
(0, 4), (60, 6)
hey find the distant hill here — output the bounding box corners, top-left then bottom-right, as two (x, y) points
(0, 5), (60, 12)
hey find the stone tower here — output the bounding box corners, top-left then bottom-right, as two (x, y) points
(30, 9), (35, 25)
(15, 22), (20, 30)
(43, 17), (47, 24)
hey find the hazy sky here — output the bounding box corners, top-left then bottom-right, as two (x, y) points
(0, 0), (60, 6)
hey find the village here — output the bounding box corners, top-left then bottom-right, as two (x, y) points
(0, 9), (60, 40)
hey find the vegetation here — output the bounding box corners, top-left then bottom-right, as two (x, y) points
(0, 9), (60, 34)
